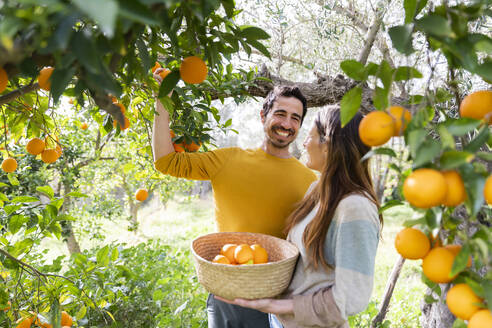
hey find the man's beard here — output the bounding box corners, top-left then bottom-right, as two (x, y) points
(265, 126), (295, 149)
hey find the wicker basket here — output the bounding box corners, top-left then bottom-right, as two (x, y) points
(191, 231), (299, 300)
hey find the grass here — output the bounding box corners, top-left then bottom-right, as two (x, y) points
(39, 193), (427, 327)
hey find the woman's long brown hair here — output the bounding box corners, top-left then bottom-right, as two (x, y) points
(284, 106), (383, 270)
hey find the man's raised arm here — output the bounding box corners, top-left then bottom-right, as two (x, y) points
(152, 68), (175, 161)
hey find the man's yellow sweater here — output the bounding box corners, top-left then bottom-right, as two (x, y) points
(154, 147), (317, 238)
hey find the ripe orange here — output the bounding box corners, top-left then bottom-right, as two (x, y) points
(0, 67), (8, 93)
(394, 228), (430, 260)
(468, 309), (492, 328)
(2, 157), (17, 173)
(61, 311), (73, 326)
(113, 116), (130, 130)
(55, 145), (62, 159)
(38, 67), (54, 91)
(251, 244), (268, 264)
(159, 69), (171, 80)
(358, 111), (395, 147)
(111, 96), (118, 103)
(80, 122), (88, 130)
(173, 143), (185, 153)
(135, 188), (148, 202)
(15, 316), (33, 328)
(441, 170), (466, 207)
(403, 168), (447, 208)
(1, 301), (11, 311)
(234, 244), (254, 264)
(68, 98), (74, 104)
(26, 138), (46, 155)
(151, 61), (161, 73)
(212, 254), (231, 264)
(114, 102), (126, 115)
(422, 247), (456, 283)
(41, 149), (59, 164)
(180, 56), (208, 84)
(459, 90), (492, 124)
(485, 174), (492, 205)
(220, 244), (237, 264)
(388, 105), (411, 136)
(170, 130), (176, 139)
(184, 141), (201, 152)
(446, 283), (482, 320)
(444, 244), (472, 267)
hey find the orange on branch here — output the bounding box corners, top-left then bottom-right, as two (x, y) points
(394, 228), (430, 260)
(446, 283), (482, 320)
(251, 244), (268, 264)
(2, 157), (17, 173)
(41, 149), (59, 164)
(26, 138), (45, 155)
(212, 255), (231, 264)
(135, 188), (148, 202)
(0, 67), (8, 93)
(159, 69), (171, 80)
(151, 61), (161, 73)
(61, 311), (73, 326)
(173, 143), (185, 153)
(80, 122), (88, 130)
(184, 141), (201, 152)
(422, 247), (456, 283)
(113, 116), (130, 130)
(403, 168), (447, 208)
(1, 301), (11, 311)
(234, 244), (254, 264)
(15, 316), (33, 328)
(387, 105), (411, 136)
(220, 244), (237, 264)
(170, 130), (176, 139)
(180, 56), (208, 84)
(459, 90), (492, 124)
(358, 111), (395, 147)
(484, 174), (492, 205)
(468, 309), (492, 328)
(38, 67), (54, 91)
(441, 170), (466, 207)
(114, 102), (126, 115)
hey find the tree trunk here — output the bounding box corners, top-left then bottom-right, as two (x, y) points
(61, 182), (82, 255)
(420, 284), (455, 328)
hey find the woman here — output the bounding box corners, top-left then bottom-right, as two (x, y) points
(216, 106), (382, 327)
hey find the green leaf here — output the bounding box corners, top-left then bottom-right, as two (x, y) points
(37, 185), (54, 199)
(71, 30), (101, 74)
(461, 164), (485, 216)
(440, 151), (473, 170)
(51, 66), (76, 103)
(424, 208), (438, 228)
(49, 298), (61, 328)
(11, 196), (39, 203)
(451, 319), (467, 328)
(394, 66), (423, 81)
(389, 24), (415, 55)
(0, 192), (9, 202)
(340, 86), (362, 127)
(477, 151), (492, 161)
(73, 0), (118, 36)
(153, 289), (164, 301)
(378, 60), (393, 89)
(361, 147), (398, 162)
(4, 204), (21, 215)
(96, 245), (110, 266)
(119, 0), (160, 26)
(7, 174), (19, 186)
(442, 118), (481, 136)
(450, 243), (470, 277)
(340, 60), (366, 81)
(373, 87), (389, 110)
(66, 191), (88, 198)
(404, 0), (417, 23)
(158, 70), (180, 97)
(248, 40), (271, 58)
(403, 217), (426, 227)
(408, 129), (427, 159)
(0, 182), (8, 188)
(414, 139), (441, 167)
(11, 238), (33, 257)
(239, 26), (270, 40)
(464, 126), (490, 153)
(416, 14), (454, 37)
(76, 306), (87, 320)
(111, 248), (119, 261)
(437, 125), (455, 150)
(9, 215), (29, 234)
(136, 39), (151, 72)
(476, 61), (492, 83)
(483, 280), (492, 312)
(379, 200), (404, 213)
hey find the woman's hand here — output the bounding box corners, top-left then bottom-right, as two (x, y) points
(153, 68), (173, 98)
(214, 296), (294, 315)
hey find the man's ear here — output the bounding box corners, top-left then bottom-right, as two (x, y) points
(260, 110), (266, 123)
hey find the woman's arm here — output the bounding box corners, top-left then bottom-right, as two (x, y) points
(213, 296), (293, 315)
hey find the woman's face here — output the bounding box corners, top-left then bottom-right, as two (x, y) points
(303, 124), (327, 172)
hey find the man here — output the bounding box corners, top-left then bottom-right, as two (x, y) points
(152, 68), (316, 328)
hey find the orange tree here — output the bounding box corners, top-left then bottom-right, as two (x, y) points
(339, 1), (490, 327)
(0, 1), (270, 327)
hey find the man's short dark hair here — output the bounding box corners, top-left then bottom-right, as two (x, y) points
(262, 86), (308, 125)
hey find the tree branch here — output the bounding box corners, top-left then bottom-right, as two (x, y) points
(0, 83), (40, 106)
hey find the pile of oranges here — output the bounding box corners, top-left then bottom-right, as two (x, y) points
(212, 243), (268, 265)
(394, 227), (491, 326)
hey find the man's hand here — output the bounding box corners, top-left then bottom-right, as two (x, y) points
(214, 295), (294, 315)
